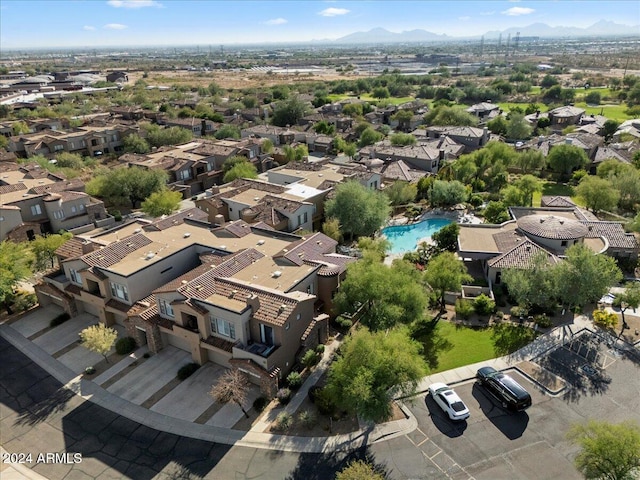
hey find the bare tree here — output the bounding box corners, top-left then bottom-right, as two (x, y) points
(209, 369), (250, 418)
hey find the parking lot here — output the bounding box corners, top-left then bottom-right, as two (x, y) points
(398, 340), (640, 480)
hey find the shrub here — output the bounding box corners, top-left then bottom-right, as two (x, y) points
(109, 209), (122, 222)
(592, 309), (617, 329)
(474, 294), (496, 316)
(455, 299), (474, 320)
(177, 362), (199, 380)
(302, 349), (319, 369)
(534, 314), (552, 328)
(315, 388), (337, 416)
(298, 410), (317, 429)
(510, 306), (528, 318)
(276, 387), (292, 405)
(115, 336), (137, 355)
(315, 344), (325, 354)
(50, 312), (70, 327)
(12, 292), (37, 312)
(308, 385), (322, 403)
(286, 372), (303, 390)
(469, 194), (484, 208)
(494, 310), (505, 320)
(253, 396), (268, 413)
(335, 316), (353, 330)
(84, 366), (96, 375)
(275, 412), (292, 431)
(612, 295), (623, 308)
(143, 352), (151, 359)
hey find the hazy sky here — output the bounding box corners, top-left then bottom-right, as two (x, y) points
(1, 0), (638, 49)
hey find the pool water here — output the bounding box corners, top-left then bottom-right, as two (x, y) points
(382, 218), (453, 254)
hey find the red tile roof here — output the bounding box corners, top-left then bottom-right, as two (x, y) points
(82, 233), (153, 268)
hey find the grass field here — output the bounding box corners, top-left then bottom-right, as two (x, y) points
(416, 321), (538, 374)
(574, 102), (633, 121)
(531, 181), (585, 207)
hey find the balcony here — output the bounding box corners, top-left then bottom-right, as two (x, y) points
(43, 270), (70, 291)
(232, 342), (279, 371)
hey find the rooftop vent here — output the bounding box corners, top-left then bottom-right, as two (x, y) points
(219, 245), (226, 249)
(272, 270), (282, 278)
(257, 239), (265, 245)
(230, 289), (238, 298)
(183, 232), (191, 238)
(181, 280), (188, 284)
(278, 304), (286, 313)
(134, 228), (141, 233)
(254, 197), (260, 201)
(145, 252), (155, 260)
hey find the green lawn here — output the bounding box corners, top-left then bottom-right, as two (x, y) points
(574, 102), (633, 122)
(415, 320), (539, 374)
(532, 181), (585, 207)
(498, 102), (549, 114)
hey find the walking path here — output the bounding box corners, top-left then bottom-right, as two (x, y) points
(0, 312), (599, 457)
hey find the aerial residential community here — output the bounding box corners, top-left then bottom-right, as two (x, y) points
(1, 1), (640, 479)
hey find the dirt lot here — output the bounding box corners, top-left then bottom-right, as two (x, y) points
(128, 69), (362, 90)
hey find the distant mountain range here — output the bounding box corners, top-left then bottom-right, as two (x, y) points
(327, 21), (639, 44)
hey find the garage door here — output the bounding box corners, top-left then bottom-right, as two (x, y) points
(166, 333), (191, 353)
(81, 303), (101, 316)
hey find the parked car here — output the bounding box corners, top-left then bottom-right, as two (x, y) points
(428, 382), (470, 421)
(476, 366), (532, 411)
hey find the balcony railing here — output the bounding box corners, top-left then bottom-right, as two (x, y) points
(43, 270), (70, 291)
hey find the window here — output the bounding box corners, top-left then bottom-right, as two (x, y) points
(69, 268), (81, 285)
(79, 204), (85, 211)
(158, 299), (174, 317)
(71, 206), (77, 214)
(561, 240), (568, 247)
(110, 281), (129, 301)
(179, 169), (191, 180)
(211, 316), (235, 339)
(53, 210), (64, 220)
(53, 144), (64, 151)
(30, 204), (42, 216)
(0, 216), (3, 222)
(307, 283), (314, 295)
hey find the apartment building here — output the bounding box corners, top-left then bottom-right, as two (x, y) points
(37, 208), (355, 396)
(0, 162), (111, 242)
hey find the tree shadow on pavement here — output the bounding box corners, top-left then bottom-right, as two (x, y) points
(471, 384), (529, 440)
(16, 383), (76, 426)
(284, 446), (391, 480)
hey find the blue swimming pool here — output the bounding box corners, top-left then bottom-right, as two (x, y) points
(382, 218), (453, 254)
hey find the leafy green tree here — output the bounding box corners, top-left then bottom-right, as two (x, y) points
(516, 174), (542, 207)
(222, 155), (250, 173)
(335, 257), (427, 331)
(391, 110), (415, 131)
(322, 217), (342, 242)
(505, 112), (532, 140)
(500, 185), (527, 207)
(260, 138), (274, 155)
(54, 152), (84, 169)
(431, 222), (460, 252)
(424, 252), (472, 311)
(416, 175), (434, 200)
(30, 232), (72, 271)
(123, 134), (151, 154)
(502, 252), (558, 313)
(141, 189), (182, 217)
(144, 125), (193, 147)
(602, 120), (620, 142)
(487, 116), (508, 136)
(12, 121), (30, 135)
(385, 181), (417, 206)
(336, 460), (385, 480)
(555, 244), (622, 309)
(214, 124), (241, 140)
(576, 176), (620, 213)
(429, 180), (468, 207)
(547, 144), (589, 179)
(80, 323), (118, 363)
(223, 161), (258, 183)
(628, 212), (640, 233)
(389, 133), (417, 146)
(271, 96), (309, 127)
(0, 135), (8, 149)
(609, 166), (640, 212)
(0, 241), (33, 314)
(540, 74), (559, 88)
(515, 150), (545, 173)
(567, 420), (640, 480)
(282, 144), (308, 163)
(358, 127), (384, 148)
(90, 166), (168, 208)
(372, 86), (390, 99)
(483, 201), (510, 224)
(424, 106), (477, 127)
(584, 91), (601, 105)
(617, 282), (640, 331)
(542, 85), (563, 104)
(325, 327), (427, 422)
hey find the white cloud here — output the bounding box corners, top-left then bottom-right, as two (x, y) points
(480, 11), (496, 16)
(83, 25), (96, 31)
(107, 0), (162, 8)
(318, 7), (349, 17)
(104, 23), (128, 30)
(265, 18), (287, 25)
(502, 6), (535, 16)
(458, 16), (471, 21)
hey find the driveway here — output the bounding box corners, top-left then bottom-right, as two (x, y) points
(33, 313), (98, 355)
(8, 304), (63, 338)
(106, 346), (191, 405)
(56, 324), (127, 374)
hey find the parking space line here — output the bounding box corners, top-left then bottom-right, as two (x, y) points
(416, 437), (429, 447)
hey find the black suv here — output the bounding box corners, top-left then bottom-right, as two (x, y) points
(476, 366), (532, 411)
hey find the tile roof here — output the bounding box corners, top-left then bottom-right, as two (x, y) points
(381, 160), (428, 182)
(153, 262), (217, 294)
(275, 232), (337, 266)
(550, 106), (585, 118)
(202, 335), (237, 353)
(540, 196), (577, 208)
(582, 221), (639, 250)
(0, 183), (27, 194)
(487, 240), (559, 269)
(29, 179), (85, 195)
(55, 238), (91, 260)
(143, 207), (208, 231)
(492, 230), (527, 253)
(223, 220), (254, 238)
(82, 233), (153, 268)
(106, 298), (131, 313)
(517, 215), (588, 240)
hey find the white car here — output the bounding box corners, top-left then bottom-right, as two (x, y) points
(428, 382), (470, 421)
